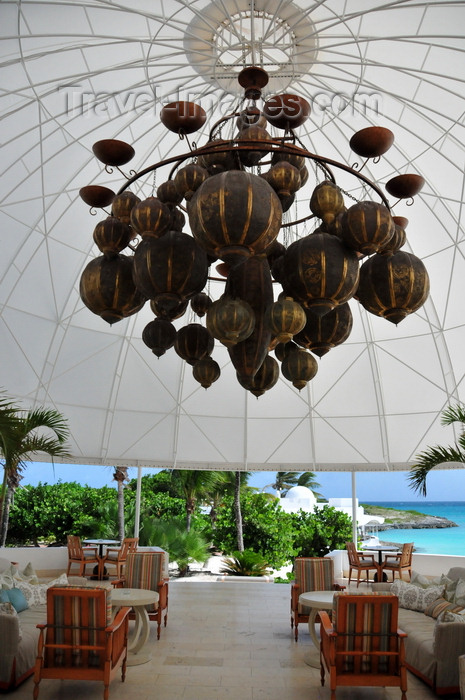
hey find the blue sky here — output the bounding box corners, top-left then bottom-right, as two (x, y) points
(19, 462), (465, 503)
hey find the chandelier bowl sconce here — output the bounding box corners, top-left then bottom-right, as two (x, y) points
(79, 66), (430, 397)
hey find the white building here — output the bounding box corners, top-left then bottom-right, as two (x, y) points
(277, 486), (385, 533)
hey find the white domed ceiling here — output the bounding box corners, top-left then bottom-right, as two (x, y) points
(1, 0), (464, 473)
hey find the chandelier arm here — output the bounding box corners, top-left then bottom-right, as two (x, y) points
(115, 139), (389, 208)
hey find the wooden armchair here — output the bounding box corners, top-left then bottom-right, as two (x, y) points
(290, 556), (345, 641)
(33, 585), (130, 700)
(101, 537), (138, 579)
(320, 592), (408, 700)
(113, 550), (169, 640)
(381, 542), (413, 582)
(346, 541), (380, 587)
(66, 535), (101, 578)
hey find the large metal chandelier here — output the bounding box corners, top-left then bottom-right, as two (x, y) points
(78, 66), (429, 397)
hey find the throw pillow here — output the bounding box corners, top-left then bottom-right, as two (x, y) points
(0, 572), (14, 590)
(410, 570), (442, 588)
(4, 562), (39, 584)
(0, 587), (29, 613)
(0, 601), (22, 640)
(15, 573), (68, 607)
(391, 579), (444, 612)
(424, 597), (465, 619)
(453, 579), (465, 606)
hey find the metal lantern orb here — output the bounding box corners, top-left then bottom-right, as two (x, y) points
(357, 250), (430, 324)
(92, 217), (133, 257)
(341, 201), (395, 255)
(142, 318), (177, 358)
(206, 297), (255, 347)
(188, 170), (282, 264)
(281, 231), (360, 316)
(281, 348), (318, 390)
(130, 196), (172, 237)
(79, 254), (146, 325)
(174, 323), (214, 365)
(111, 191), (141, 224)
(133, 230), (209, 302)
(294, 302), (353, 357)
(193, 357), (221, 389)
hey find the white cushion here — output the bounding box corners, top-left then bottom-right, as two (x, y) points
(14, 573), (68, 607)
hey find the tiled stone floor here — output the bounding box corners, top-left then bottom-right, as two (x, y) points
(12, 580), (455, 700)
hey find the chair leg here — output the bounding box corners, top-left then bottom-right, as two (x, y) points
(295, 621), (299, 641)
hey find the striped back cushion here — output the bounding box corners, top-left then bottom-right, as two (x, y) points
(125, 552), (166, 613)
(46, 586), (110, 668)
(295, 557), (334, 592)
(332, 593), (399, 674)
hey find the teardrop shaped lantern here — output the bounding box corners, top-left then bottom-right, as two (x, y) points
(274, 340), (299, 362)
(174, 323), (214, 365)
(341, 201), (395, 255)
(79, 254), (146, 324)
(294, 303), (353, 357)
(357, 250), (430, 324)
(130, 196), (172, 237)
(111, 191), (141, 224)
(193, 357), (221, 389)
(226, 256), (274, 381)
(281, 349), (318, 390)
(237, 126), (272, 166)
(206, 297), (255, 347)
(133, 230), (209, 302)
(378, 223), (406, 256)
(188, 170), (282, 265)
(281, 231), (360, 316)
(190, 292), (213, 317)
(266, 296), (306, 344)
(142, 318), (177, 358)
(310, 180), (345, 227)
(174, 163), (209, 201)
(266, 161), (301, 198)
(92, 217), (132, 257)
(237, 355), (279, 397)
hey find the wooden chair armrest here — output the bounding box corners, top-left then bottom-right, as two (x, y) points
(111, 579), (124, 588)
(382, 554), (401, 565)
(397, 628), (408, 638)
(106, 606), (131, 632)
(319, 610), (334, 635)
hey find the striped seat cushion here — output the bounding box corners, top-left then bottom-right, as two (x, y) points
(332, 593), (399, 674)
(295, 558), (334, 613)
(46, 586), (111, 668)
(125, 552), (165, 613)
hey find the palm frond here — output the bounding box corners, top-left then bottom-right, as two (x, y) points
(20, 408), (69, 443)
(408, 445), (465, 496)
(440, 404), (465, 427)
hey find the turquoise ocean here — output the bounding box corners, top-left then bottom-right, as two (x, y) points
(366, 502), (465, 556)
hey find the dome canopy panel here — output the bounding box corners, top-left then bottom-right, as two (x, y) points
(1, 0), (465, 473)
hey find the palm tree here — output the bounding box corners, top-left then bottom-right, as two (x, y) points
(170, 469), (226, 531)
(0, 395), (70, 545)
(113, 466), (129, 540)
(409, 404), (465, 496)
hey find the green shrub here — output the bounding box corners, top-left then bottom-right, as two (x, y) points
(220, 549), (271, 576)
